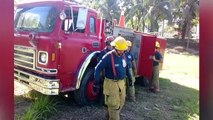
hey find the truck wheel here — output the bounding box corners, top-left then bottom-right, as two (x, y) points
(74, 68), (98, 105)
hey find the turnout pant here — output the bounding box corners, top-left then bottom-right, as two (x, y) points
(103, 78), (126, 120)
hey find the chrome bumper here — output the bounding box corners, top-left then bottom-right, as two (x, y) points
(14, 68), (59, 95)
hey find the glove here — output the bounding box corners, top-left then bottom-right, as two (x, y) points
(92, 83), (100, 95)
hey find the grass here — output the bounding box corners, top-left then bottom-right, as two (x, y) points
(160, 53), (199, 90)
(155, 52), (199, 119)
(17, 91), (58, 120)
(160, 78), (199, 119)
(124, 77), (199, 120)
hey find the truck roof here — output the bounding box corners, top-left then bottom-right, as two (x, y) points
(17, 0), (63, 6)
(16, 0), (97, 14)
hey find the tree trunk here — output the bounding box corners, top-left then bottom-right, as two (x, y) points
(150, 20), (155, 32)
(142, 20), (145, 32)
(181, 21), (187, 39)
(162, 20), (165, 36)
(131, 19), (135, 30)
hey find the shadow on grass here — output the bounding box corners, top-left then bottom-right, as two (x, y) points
(15, 78), (199, 120)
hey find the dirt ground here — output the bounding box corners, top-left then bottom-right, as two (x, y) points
(15, 38), (199, 120)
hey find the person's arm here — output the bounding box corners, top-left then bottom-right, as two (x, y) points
(153, 52), (163, 63)
(126, 66), (132, 80)
(98, 49), (105, 61)
(93, 54), (110, 94)
(153, 57), (163, 63)
(94, 54), (109, 85)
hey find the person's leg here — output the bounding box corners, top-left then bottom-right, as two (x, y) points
(153, 66), (160, 92)
(104, 79), (121, 120)
(125, 77), (130, 99)
(149, 70), (154, 90)
(108, 107), (120, 120)
(129, 69), (136, 101)
(120, 85), (126, 108)
(118, 80), (126, 118)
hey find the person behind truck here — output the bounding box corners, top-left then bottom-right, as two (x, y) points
(93, 36), (130, 120)
(125, 40), (137, 102)
(149, 41), (163, 93)
(98, 36), (114, 61)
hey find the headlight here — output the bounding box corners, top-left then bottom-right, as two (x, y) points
(40, 54), (47, 62)
(38, 51), (48, 65)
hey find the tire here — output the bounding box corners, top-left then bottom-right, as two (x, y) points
(74, 68), (98, 106)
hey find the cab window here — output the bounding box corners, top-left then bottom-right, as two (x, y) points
(62, 8), (85, 33)
(90, 17), (96, 34)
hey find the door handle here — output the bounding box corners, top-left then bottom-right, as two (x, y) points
(92, 42), (100, 48)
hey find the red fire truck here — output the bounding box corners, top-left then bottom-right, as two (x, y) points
(14, 0), (166, 105)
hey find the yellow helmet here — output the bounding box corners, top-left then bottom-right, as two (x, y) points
(155, 41), (160, 48)
(111, 36), (128, 51)
(126, 40), (132, 47)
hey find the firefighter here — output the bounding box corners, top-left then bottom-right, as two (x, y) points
(98, 36), (114, 104)
(125, 40), (137, 102)
(93, 36), (129, 120)
(98, 36), (114, 61)
(149, 41), (163, 93)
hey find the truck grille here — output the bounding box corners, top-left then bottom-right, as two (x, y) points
(14, 45), (36, 70)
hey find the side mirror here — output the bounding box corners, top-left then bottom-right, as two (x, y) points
(60, 10), (66, 20)
(64, 19), (73, 31)
(76, 7), (88, 30)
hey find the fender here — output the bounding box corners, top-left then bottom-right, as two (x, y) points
(75, 51), (100, 89)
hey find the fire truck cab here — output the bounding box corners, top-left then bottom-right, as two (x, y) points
(14, 0), (166, 105)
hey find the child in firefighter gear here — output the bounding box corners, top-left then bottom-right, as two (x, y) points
(149, 41), (163, 93)
(125, 40), (137, 102)
(93, 36), (130, 120)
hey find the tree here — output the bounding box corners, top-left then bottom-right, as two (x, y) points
(171, 0), (199, 39)
(181, 0), (199, 39)
(124, 0), (173, 32)
(82, 0), (120, 21)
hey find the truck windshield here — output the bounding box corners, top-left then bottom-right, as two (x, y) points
(15, 6), (57, 32)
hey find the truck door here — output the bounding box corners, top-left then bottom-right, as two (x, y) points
(58, 6), (91, 89)
(87, 11), (100, 50)
(137, 34), (156, 80)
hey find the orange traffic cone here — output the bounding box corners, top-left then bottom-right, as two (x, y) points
(119, 8), (125, 27)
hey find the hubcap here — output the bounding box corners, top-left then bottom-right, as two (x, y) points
(87, 81), (97, 101)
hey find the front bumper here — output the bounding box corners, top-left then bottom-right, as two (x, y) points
(14, 68), (59, 95)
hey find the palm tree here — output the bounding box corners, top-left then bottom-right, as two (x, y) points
(170, 0), (199, 39)
(125, 0), (173, 32)
(181, 0), (199, 39)
(82, 0), (120, 21)
(124, 0), (147, 31)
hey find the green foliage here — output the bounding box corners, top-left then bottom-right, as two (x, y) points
(124, 0), (173, 32)
(18, 95), (58, 120)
